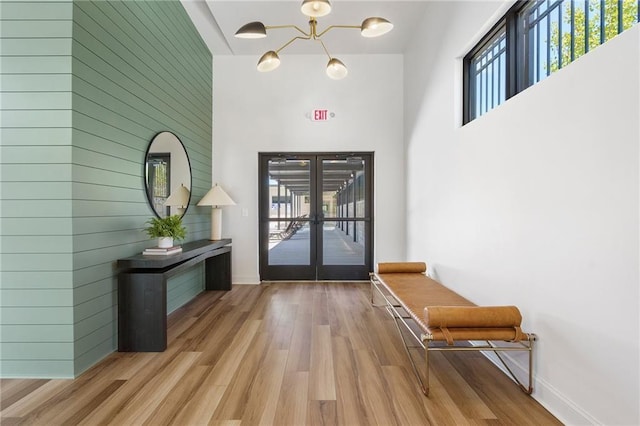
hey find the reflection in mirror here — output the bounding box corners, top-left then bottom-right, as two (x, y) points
(145, 131), (192, 218)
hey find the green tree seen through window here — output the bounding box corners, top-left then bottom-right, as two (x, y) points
(550, 0), (638, 72)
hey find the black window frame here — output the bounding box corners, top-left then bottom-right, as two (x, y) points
(463, 2), (524, 124)
(463, 0), (640, 125)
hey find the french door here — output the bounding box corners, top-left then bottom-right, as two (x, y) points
(259, 153), (373, 281)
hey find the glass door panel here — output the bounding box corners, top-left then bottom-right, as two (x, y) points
(259, 153), (372, 281)
(317, 155), (371, 280)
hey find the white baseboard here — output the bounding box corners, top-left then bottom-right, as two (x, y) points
(480, 349), (600, 425)
(232, 276), (261, 285)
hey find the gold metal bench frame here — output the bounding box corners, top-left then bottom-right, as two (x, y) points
(370, 273), (536, 396)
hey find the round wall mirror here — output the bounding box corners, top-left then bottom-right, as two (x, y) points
(144, 131), (192, 218)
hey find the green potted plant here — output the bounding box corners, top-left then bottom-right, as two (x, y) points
(144, 214), (187, 248)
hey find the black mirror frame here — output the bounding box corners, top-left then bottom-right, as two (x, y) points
(144, 131), (192, 219)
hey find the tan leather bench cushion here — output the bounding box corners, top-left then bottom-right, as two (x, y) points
(424, 306), (526, 344)
(425, 306), (522, 328)
(375, 272), (473, 331)
(375, 263), (528, 343)
(377, 262), (427, 274)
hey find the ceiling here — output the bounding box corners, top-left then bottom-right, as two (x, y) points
(183, 1), (431, 56)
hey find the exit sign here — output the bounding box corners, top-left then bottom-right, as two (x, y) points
(309, 109), (335, 121)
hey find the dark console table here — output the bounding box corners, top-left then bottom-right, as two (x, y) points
(117, 238), (232, 352)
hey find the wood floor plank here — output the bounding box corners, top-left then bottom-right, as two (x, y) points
(242, 348), (288, 425)
(143, 365), (210, 425)
(210, 331), (270, 422)
(206, 318), (262, 386)
(0, 379), (49, 411)
(332, 336), (369, 426)
(107, 351), (201, 425)
(273, 371), (309, 426)
(309, 325), (337, 401)
(170, 370), (225, 425)
(284, 295), (312, 373)
(429, 349), (497, 421)
(353, 348), (399, 426)
(307, 400), (337, 426)
(76, 343), (190, 425)
(1, 283), (560, 426)
(382, 365), (432, 425)
(0, 380), (71, 418)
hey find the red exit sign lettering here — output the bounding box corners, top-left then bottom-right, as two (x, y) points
(312, 109), (329, 121)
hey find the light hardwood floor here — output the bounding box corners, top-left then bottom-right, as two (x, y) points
(1, 282), (561, 425)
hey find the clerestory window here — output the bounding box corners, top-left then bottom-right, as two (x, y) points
(463, 0), (639, 124)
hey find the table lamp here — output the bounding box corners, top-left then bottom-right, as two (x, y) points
(197, 184), (236, 240)
(164, 183), (191, 213)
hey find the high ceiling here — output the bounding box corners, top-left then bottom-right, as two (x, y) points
(182, 1), (431, 56)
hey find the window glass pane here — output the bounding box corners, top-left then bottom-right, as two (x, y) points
(322, 221), (365, 265)
(267, 159), (311, 265)
(322, 158), (365, 219)
(469, 27), (506, 120)
(268, 220), (310, 265)
(464, 0), (638, 124)
(267, 159), (310, 220)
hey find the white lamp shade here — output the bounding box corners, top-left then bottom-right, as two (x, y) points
(164, 184), (190, 207)
(197, 184), (236, 207)
(257, 51), (281, 72)
(326, 58), (348, 80)
(361, 17), (393, 38)
(300, 0), (331, 17)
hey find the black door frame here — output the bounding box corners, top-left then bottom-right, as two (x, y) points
(259, 152), (374, 281)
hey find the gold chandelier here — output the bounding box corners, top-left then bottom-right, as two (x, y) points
(235, 0), (393, 80)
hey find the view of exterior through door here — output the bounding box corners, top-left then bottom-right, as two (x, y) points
(259, 153), (373, 281)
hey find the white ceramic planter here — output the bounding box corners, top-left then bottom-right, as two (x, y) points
(158, 237), (174, 248)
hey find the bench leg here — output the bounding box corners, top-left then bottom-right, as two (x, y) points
(423, 339), (430, 396)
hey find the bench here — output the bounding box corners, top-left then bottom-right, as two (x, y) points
(370, 262), (536, 396)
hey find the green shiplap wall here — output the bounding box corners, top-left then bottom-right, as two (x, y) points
(1, 0), (213, 378)
(1, 0), (75, 378)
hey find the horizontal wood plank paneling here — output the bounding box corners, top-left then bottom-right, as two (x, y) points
(69, 0), (211, 377)
(1, 164), (71, 181)
(1, 1), (73, 19)
(1, 200), (72, 217)
(167, 264), (205, 314)
(2, 110), (72, 128)
(1, 0), (74, 378)
(1, 254), (72, 272)
(0, 289), (73, 307)
(1, 74), (72, 92)
(1, 182), (72, 199)
(1, 93), (73, 110)
(1, 57), (72, 74)
(0, 271), (73, 289)
(0, 361), (74, 378)
(1, 343), (73, 360)
(0, 38), (72, 56)
(0, 0), (211, 379)
(1, 128), (72, 145)
(0, 307), (73, 325)
(0, 325), (73, 343)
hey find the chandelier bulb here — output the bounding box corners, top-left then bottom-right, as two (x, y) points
(257, 51), (281, 72)
(326, 58), (348, 80)
(301, 0), (332, 18)
(361, 17), (394, 38)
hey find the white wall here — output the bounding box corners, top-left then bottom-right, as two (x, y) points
(404, 2), (639, 424)
(213, 54), (405, 283)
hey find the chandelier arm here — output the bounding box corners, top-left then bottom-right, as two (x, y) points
(265, 24), (311, 37)
(316, 25), (360, 38)
(317, 38), (333, 60)
(275, 35), (312, 54)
